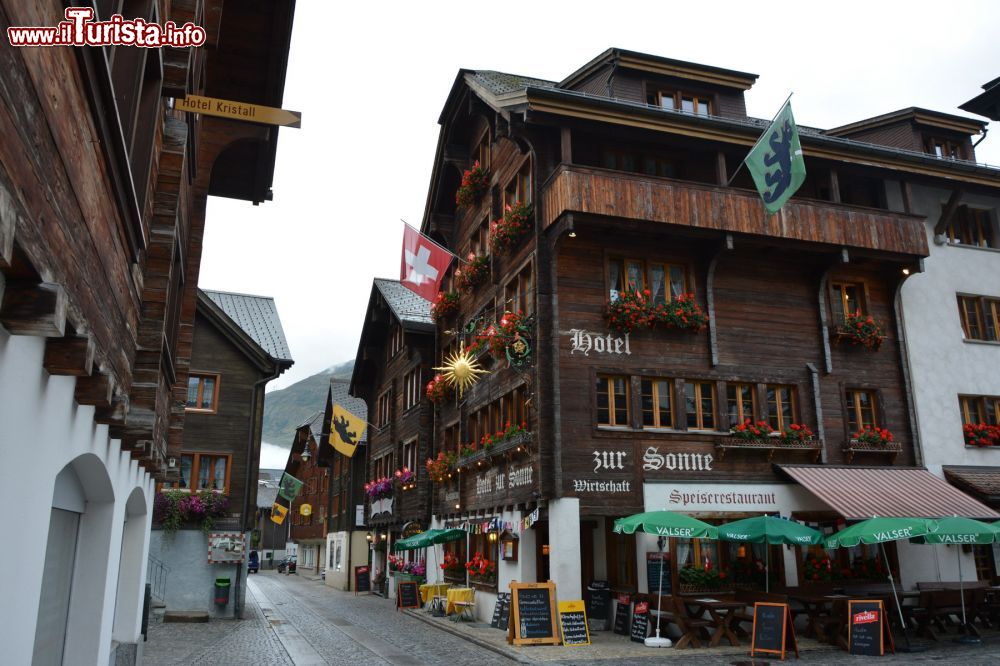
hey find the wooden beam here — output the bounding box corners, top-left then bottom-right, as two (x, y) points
(933, 188), (964, 236)
(44, 335), (95, 376)
(900, 180), (914, 215)
(828, 169), (841, 203)
(75, 372), (115, 407)
(95, 394), (127, 425)
(0, 180), (15, 269)
(0, 281), (66, 337)
(715, 151), (728, 186)
(561, 128), (572, 164)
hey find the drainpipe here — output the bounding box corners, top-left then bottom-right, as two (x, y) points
(973, 126), (988, 149)
(235, 361), (284, 618)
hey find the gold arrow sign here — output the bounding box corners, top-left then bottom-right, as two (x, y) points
(175, 94), (302, 128)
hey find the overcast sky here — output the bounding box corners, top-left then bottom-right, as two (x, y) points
(197, 0), (1000, 400)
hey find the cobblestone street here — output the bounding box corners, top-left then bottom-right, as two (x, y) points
(142, 571), (1000, 665)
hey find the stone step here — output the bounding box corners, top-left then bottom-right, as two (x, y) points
(163, 610), (210, 623)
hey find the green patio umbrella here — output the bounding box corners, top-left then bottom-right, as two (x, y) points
(393, 529), (442, 551)
(914, 516), (999, 640)
(718, 515), (823, 592)
(825, 516), (938, 651)
(614, 511), (718, 648)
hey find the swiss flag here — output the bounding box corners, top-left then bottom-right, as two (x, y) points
(400, 224), (453, 302)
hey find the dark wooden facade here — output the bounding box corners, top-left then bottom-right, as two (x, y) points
(285, 420), (330, 550)
(417, 48), (997, 555)
(0, 0), (295, 480)
(317, 380), (368, 535)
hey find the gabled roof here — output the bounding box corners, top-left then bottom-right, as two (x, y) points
(330, 379), (367, 444)
(256, 485), (279, 509)
(960, 76), (1000, 121)
(373, 278), (433, 329)
(203, 289), (293, 362)
(826, 107), (987, 138)
(470, 70), (555, 96)
(558, 47), (758, 91)
(297, 410), (325, 441)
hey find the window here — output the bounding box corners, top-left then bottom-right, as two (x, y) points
(162, 452), (231, 493)
(475, 131), (491, 171)
(373, 452), (393, 480)
(641, 378), (674, 429)
(684, 381), (716, 430)
(607, 257), (686, 303)
(403, 368), (421, 410)
(960, 395), (999, 425)
(766, 385), (798, 431)
(831, 281), (866, 323)
(503, 159), (532, 208)
(186, 373), (220, 412)
(648, 90), (712, 117)
(946, 206), (996, 248)
(376, 390), (392, 428)
(727, 383), (756, 426)
(926, 137), (963, 160)
(600, 148), (676, 178)
(388, 323), (404, 360)
(504, 263), (534, 315)
(444, 423), (460, 456)
(402, 440), (417, 477)
(443, 537), (467, 583)
(958, 295), (1000, 342)
(845, 389), (878, 432)
(596, 375), (630, 427)
(470, 217), (490, 256)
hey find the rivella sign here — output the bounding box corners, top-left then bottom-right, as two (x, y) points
(175, 94), (302, 128)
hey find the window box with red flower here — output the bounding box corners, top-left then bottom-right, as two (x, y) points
(678, 564), (728, 593)
(605, 289), (708, 335)
(454, 253), (490, 293)
(964, 423), (1000, 448)
(425, 451), (457, 483)
(455, 160), (489, 207)
(488, 202), (532, 255)
(716, 421), (822, 462)
(430, 291), (460, 323)
(425, 374), (453, 404)
(834, 311), (886, 351)
(843, 425), (901, 462)
(456, 423), (531, 470)
(465, 551), (497, 586)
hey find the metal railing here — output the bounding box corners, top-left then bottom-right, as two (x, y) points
(147, 554), (169, 603)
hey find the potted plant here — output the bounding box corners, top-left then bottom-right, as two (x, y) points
(455, 161), (489, 207)
(489, 202), (532, 255)
(836, 311), (885, 350)
(465, 551), (497, 585)
(649, 293), (709, 332)
(606, 289), (708, 335)
(425, 451), (457, 482)
(801, 553), (834, 583)
(430, 291), (460, 322)
(678, 564), (726, 591)
(153, 490), (230, 535)
(729, 418), (774, 443)
(964, 423), (1000, 447)
(851, 425), (895, 448)
(605, 289), (652, 334)
(425, 374), (453, 404)
(454, 253), (490, 292)
(780, 423), (815, 445)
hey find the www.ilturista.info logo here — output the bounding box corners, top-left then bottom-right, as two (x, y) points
(8, 7), (206, 48)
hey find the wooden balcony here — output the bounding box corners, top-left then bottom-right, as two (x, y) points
(541, 165), (929, 257)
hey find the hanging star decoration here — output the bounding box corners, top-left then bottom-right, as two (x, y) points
(433, 348), (487, 397)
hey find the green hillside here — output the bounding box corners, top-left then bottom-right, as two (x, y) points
(262, 360), (355, 446)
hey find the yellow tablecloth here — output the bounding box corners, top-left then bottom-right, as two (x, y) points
(445, 587), (474, 615)
(419, 582), (451, 604)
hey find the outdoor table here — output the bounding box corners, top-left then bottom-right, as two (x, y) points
(789, 593), (848, 642)
(687, 598), (746, 647)
(420, 582), (451, 605)
(445, 587), (474, 615)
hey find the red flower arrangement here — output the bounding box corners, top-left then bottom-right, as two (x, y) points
(852, 425), (894, 447)
(430, 291), (460, 322)
(606, 289), (708, 335)
(477, 421), (529, 451)
(482, 310), (528, 359)
(730, 418), (774, 442)
(455, 161), (489, 207)
(454, 253), (490, 293)
(465, 551), (497, 581)
(964, 423), (1000, 448)
(489, 202), (532, 255)
(781, 423), (815, 444)
(425, 451), (457, 482)
(425, 374), (453, 404)
(440, 551), (462, 571)
(837, 311), (885, 351)
(802, 553), (834, 582)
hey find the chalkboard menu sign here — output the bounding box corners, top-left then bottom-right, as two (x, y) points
(613, 600), (630, 635)
(630, 601), (649, 643)
(491, 593), (512, 629)
(645, 552), (671, 595)
(354, 566), (370, 595)
(586, 585), (610, 622)
(558, 600), (591, 646)
(751, 602), (799, 660)
(849, 600), (893, 656)
(508, 581), (560, 646)
(397, 581), (420, 610)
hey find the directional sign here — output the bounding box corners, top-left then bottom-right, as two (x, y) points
(175, 94), (301, 128)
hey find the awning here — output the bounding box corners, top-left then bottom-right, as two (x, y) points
(943, 466), (1000, 505)
(777, 465), (1000, 520)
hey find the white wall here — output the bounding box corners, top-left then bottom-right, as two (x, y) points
(0, 329), (154, 666)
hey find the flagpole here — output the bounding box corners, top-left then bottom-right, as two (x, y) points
(726, 92), (794, 187)
(401, 220), (459, 260)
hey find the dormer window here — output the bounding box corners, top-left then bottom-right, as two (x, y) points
(648, 90), (712, 117)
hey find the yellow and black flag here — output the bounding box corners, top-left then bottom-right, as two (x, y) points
(329, 403), (366, 458)
(270, 503), (288, 525)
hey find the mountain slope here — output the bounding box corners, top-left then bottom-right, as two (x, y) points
(262, 360), (354, 446)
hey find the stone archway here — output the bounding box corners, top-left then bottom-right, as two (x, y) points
(112, 486), (149, 643)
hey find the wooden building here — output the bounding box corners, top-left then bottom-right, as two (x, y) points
(412, 48), (999, 620)
(151, 289), (292, 616)
(349, 278), (435, 593)
(284, 413), (329, 575)
(0, 1), (296, 662)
